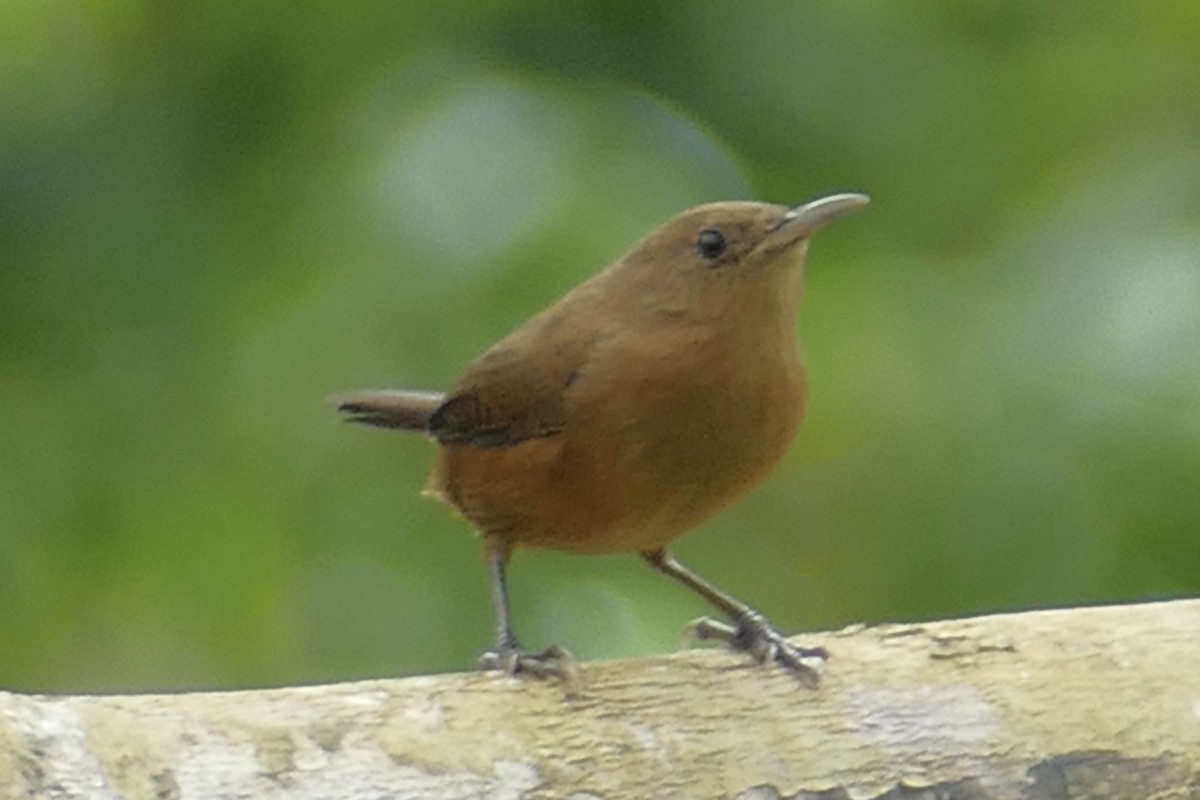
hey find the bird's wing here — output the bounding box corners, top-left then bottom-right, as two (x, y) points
(429, 344), (574, 448)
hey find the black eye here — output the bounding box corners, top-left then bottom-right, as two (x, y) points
(695, 228), (727, 261)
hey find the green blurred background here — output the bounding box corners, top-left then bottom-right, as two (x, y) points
(2, 2), (1198, 693)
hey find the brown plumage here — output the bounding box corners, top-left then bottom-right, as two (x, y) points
(335, 193), (868, 683)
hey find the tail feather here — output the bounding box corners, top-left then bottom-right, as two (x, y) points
(331, 389), (445, 431)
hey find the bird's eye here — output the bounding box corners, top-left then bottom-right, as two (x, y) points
(695, 228), (727, 261)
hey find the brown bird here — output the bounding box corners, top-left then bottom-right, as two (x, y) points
(335, 192), (868, 685)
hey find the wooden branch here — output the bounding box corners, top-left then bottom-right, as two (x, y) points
(2, 600), (1198, 799)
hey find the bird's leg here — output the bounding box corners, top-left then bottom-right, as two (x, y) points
(642, 548), (826, 687)
(477, 537), (574, 679)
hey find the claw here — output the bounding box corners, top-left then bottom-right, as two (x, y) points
(478, 644), (578, 682)
(684, 613), (826, 687)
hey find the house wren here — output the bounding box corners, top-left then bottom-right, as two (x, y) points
(335, 192), (868, 685)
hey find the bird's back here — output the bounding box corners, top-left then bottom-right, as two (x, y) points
(427, 286), (807, 554)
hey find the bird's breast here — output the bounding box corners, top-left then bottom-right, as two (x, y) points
(430, 317), (808, 554)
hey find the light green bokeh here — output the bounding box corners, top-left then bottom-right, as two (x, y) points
(1, 2), (1197, 692)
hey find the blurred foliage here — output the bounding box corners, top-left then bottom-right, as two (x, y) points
(1, 2), (1198, 692)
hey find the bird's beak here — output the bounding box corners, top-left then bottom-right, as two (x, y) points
(781, 193), (870, 239)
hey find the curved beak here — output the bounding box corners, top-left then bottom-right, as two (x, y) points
(782, 193), (870, 238)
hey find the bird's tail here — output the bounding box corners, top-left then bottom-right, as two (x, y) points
(331, 389), (445, 432)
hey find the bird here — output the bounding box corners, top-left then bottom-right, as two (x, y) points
(334, 192), (868, 685)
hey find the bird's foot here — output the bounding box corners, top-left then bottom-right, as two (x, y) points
(477, 643), (577, 681)
(685, 612), (827, 688)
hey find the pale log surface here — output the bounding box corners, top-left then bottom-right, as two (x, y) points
(2, 600), (1199, 799)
